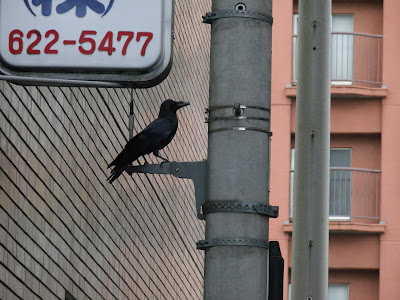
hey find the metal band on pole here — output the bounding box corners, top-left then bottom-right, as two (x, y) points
(202, 201), (279, 218)
(197, 238), (270, 250)
(205, 116), (271, 123)
(202, 10), (273, 24)
(206, 105), (271, 113)
(208, 127), (272, 135)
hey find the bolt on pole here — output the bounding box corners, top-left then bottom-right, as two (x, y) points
(202, 0), (273, 299)
(291, 0), (331, 300)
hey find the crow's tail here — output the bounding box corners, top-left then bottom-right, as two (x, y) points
(107, 165), (126, 184)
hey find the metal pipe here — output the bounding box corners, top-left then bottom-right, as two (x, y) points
(128, 89), (135, 140)
(291, 1), (331, 300)
(0, 74), (127, 88)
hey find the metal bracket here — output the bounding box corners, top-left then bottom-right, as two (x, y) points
(202, 201), (279, 218)
(202, 10), (273, 24)
(126, 161), (207, 220)
(196, 237), (270, 250)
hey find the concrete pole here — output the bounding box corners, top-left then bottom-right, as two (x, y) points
(203, 0), (272, 299)
(291, 1), (331, 300)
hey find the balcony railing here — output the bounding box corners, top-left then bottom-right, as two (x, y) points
(292, 32), (383, 87)
(290, 167), (381, 222)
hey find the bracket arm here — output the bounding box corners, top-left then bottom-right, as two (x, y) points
(126, 161), (207, 220)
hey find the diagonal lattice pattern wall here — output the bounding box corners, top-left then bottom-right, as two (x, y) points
(0, 1), (210, 299)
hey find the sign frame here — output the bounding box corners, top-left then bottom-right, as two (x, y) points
(0, 0), (174, 87)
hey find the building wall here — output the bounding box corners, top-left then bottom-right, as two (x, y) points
(270, 1), (295, 300)
(271, 0), (400, 300)
(330, 270), (379, 300)
(290, 134), (381, 169)
(0, 0), (210, 299)
(291, 99), (383, 134)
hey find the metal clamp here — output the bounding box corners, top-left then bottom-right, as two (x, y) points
(208, 126), (272, 135)
(202, 201), (279, 218)
(205, 104), (271, 113)
(205, 104), (271, 128)
(202, 10), (273, 24)
(197, 238), (270, 250)
(205, 116), (270, 123)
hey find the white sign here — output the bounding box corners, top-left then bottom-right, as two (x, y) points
(0, 0), (174, 87)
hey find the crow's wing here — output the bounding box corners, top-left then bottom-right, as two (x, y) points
(107, 117), (177, 169)
(137, 117), (178, 152)
(107, 117), (178, 183)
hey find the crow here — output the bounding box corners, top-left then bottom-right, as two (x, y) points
(107, 99), (190, 183)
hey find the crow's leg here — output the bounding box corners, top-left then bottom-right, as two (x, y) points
(153, 150), (169, 163)
(141, 155), (149, 165)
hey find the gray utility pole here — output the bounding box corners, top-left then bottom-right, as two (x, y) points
(291, 1), (331, 300)
(201, 0), (274, 299)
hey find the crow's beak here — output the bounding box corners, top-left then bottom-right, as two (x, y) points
(176, 101), (190, 109)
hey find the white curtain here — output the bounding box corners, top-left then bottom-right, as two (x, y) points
(289, 284), (349, 300)
(331, 15), (354, 83)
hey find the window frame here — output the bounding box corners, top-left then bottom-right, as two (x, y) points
(292, 14), (355, 85)
(288, 283), (350, 300)
(289, 148), (352, 221)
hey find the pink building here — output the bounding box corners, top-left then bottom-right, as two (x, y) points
(270, 0), (400, 299)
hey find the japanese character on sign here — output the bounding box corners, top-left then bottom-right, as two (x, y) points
(57, 0), (105, 18)
(32, 0), (52, 16)
(25, 0), (114, 17)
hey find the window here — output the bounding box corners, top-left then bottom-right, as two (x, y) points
(290, 148), (352, 220)
(331, 15), (354, 84)
(329, 149), (352, 220)
(289, 284), (349, 300)
(292, 14), (354, 84)
(328, 284), (350, 300)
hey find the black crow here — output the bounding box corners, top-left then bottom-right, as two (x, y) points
(107, 99), (190, 183)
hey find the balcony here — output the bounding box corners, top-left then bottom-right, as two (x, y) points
(290, 167), (381, 223)
(292, 32), (383, 87)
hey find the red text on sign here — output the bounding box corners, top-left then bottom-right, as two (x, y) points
(8, 29), (153, 56)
